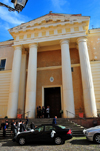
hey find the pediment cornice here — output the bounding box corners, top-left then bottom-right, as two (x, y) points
(8, 13), (90, 33)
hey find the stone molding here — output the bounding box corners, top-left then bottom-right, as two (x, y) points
(77, 36), (87, 43)
(9, 22), (86, 33)
(13, 45), (22, 51)
(29, 43), (38, 49)
(89, 28), (100, 34)
(14, 31), (86, 47)
(60, 39), (69, 45)
(0, 40), (14, 46)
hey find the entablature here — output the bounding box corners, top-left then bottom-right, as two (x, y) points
(13, 31), (86, 50)
(12, 23), (87, 45)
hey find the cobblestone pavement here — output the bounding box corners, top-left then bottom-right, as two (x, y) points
(0, 137), (100, 151)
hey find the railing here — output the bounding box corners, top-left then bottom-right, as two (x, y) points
(22, 111), (30, 118)
(66, 109), (100, 128)
(66, 110), (86, 126)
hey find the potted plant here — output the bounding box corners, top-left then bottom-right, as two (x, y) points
(60, 110), (63, 114)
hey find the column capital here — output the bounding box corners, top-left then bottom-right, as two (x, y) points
(77, 37), (87, 44)
(60, 39), (70, 45)
(13, 45), (22, 50)
(29, 43), (38, 49)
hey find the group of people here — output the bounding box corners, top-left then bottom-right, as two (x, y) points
(0, 114), (58, 138)
(37, 106), (50, 118)
(0, 117), (35, 138)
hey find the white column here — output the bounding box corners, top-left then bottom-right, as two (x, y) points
(77, 37), (97, 117)
(18, 52), (27, 114)
(7, 45), (22, 118)
(61, 39), (75, 118)
(25, 43), (38, 118)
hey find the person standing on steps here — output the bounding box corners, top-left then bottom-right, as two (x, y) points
(11, 120), (14, 137)
(37, 106), (39, 118)
(5, 119), (9, 128)
(20, 121), (25, 132)
(25, 116), (29, 129)
(52, 116), (57, 124)
(38, 106), (42, 118)
(42, 106), (45, 118)
(46, 106), (50, 118)
(13, 122), (17, 136)
(1, 120), (7, 138)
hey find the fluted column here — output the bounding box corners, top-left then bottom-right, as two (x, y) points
(61, 39), (75, 118)
(77, 37), (97, 117)
(7, 45), (22, 118)
(25, 43), (38, 118)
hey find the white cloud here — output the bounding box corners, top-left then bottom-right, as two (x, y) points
(50, 0), (69, 12)
(0, 0), (31, 41)
(0, 6), (30, 28)
(0, 0), (30, 26)
(2, 0), (13, 7)
(0, 8), (24, 25)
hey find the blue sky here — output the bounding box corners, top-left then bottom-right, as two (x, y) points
(0, 0), (100, 42)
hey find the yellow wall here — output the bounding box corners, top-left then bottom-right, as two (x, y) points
(0, 70), (11, 118)
(36, 48), (84, 116)
(87, 34), (100, 61)
(70, 48), (80, 64)
(36, 68), (62, 107)
(0, 45), (14, 70)
(72, 66), (84, 115)
(37, 50), (61, 67)
(91, 61), (100, 114)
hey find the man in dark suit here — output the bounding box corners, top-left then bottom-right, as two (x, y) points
(13, 122), (17, 136)
(1, 121), (7, 137)
(30, 122), (35, 130)
(20, 121), (25, 132)
(25, 116), (29, 129)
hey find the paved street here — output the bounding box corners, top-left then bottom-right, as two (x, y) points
(0, 137), (100, 151)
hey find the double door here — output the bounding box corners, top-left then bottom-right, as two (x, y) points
(44, 87), (61, 118)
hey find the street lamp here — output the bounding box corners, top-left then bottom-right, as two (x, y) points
(0, 0), (28, 12)
(11, 0), (28, 12)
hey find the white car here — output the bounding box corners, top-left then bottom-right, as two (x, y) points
(83, 126), (100, 144)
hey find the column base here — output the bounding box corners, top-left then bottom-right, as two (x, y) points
(63, 89), (75, 118)
(7, 92), (18, 118)
(25, 91), (36, 118)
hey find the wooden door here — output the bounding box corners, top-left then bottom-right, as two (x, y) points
(44, 87), (61, 118)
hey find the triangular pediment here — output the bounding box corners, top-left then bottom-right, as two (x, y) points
(9, 12), (90, 33)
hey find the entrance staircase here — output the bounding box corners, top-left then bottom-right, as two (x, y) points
(0, 118), (85, 139)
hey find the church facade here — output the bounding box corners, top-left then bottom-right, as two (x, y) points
(0, 12), (100, 118)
